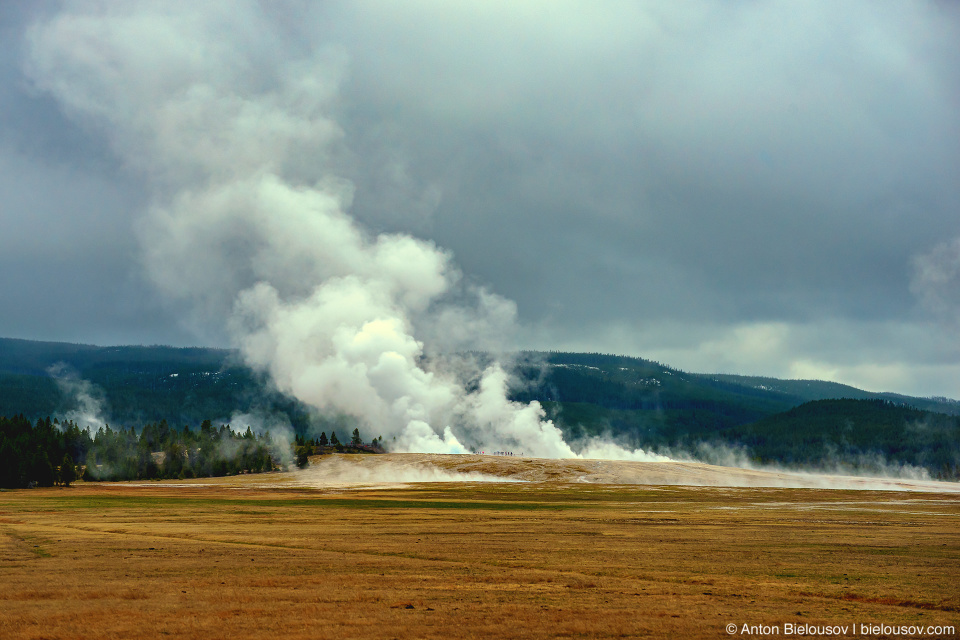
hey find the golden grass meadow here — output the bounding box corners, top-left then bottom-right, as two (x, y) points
(1, 454), (958, 639)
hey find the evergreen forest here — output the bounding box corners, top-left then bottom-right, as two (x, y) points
(2, 338), (958, 484)
(0, 415), (277, 489)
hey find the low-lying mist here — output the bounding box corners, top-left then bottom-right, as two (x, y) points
(291, 455), (521, 486)
(661, 441), (939, 483)
(286, 453), (960, 493)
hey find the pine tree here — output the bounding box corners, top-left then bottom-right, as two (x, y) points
(60, 453), (77, 487)
(295, 446), (310, 468)
(0, 436), (19, 488)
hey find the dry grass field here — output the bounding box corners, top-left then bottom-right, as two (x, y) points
(1, 454), (958, 639)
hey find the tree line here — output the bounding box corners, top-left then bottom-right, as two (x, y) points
(293, 428), (384, 467)
(0, 414), (278, 489)
(721, 398), (960, 480)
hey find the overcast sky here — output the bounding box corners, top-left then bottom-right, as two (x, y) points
(1, 1), (958, 399)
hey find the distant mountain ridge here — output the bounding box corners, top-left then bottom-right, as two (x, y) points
(2, 338), (958, 479)
(0, 337), (233, 375)
(0, 337), (312, 431)
(705, 372), (960, 415)
(721, 398), (960, 478)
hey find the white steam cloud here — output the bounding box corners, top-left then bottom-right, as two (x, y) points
(660, 441), (937, 485)
(25, 2), (661, 462)
(47, 362), (108, 431)
(227, 410), (297, 469)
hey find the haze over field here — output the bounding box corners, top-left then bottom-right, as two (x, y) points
(287, 453), (960, 493)
(1, 1), (958, 437)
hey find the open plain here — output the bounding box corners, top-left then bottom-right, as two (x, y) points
(2, 454), (958, 639)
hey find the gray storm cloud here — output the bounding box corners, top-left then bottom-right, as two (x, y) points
(323, 0), (960, 397)
(912, 237), (960, 323)
(24, 1), (663, 460)
(4, 1), (958, 399)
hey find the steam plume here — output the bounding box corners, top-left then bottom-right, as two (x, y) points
(47, 363), (108, 431)
(26, 3), (661, 461)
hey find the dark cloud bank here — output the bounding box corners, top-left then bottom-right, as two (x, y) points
(1, 1), (958, 404)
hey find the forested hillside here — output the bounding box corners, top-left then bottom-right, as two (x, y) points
(2, 339), (958, 480)
(0, 337), (315, 431)
(514, 352), (959, 479)
(0, 414), (279, 488)
(720, 399), (960, 479)
(513, 352), (796, 446)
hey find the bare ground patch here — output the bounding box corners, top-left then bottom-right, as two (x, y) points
(1, 457), (958, 639)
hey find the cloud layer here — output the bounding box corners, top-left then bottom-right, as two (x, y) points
(18, 1), (672, 459)
(1, 1), (958, 398)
